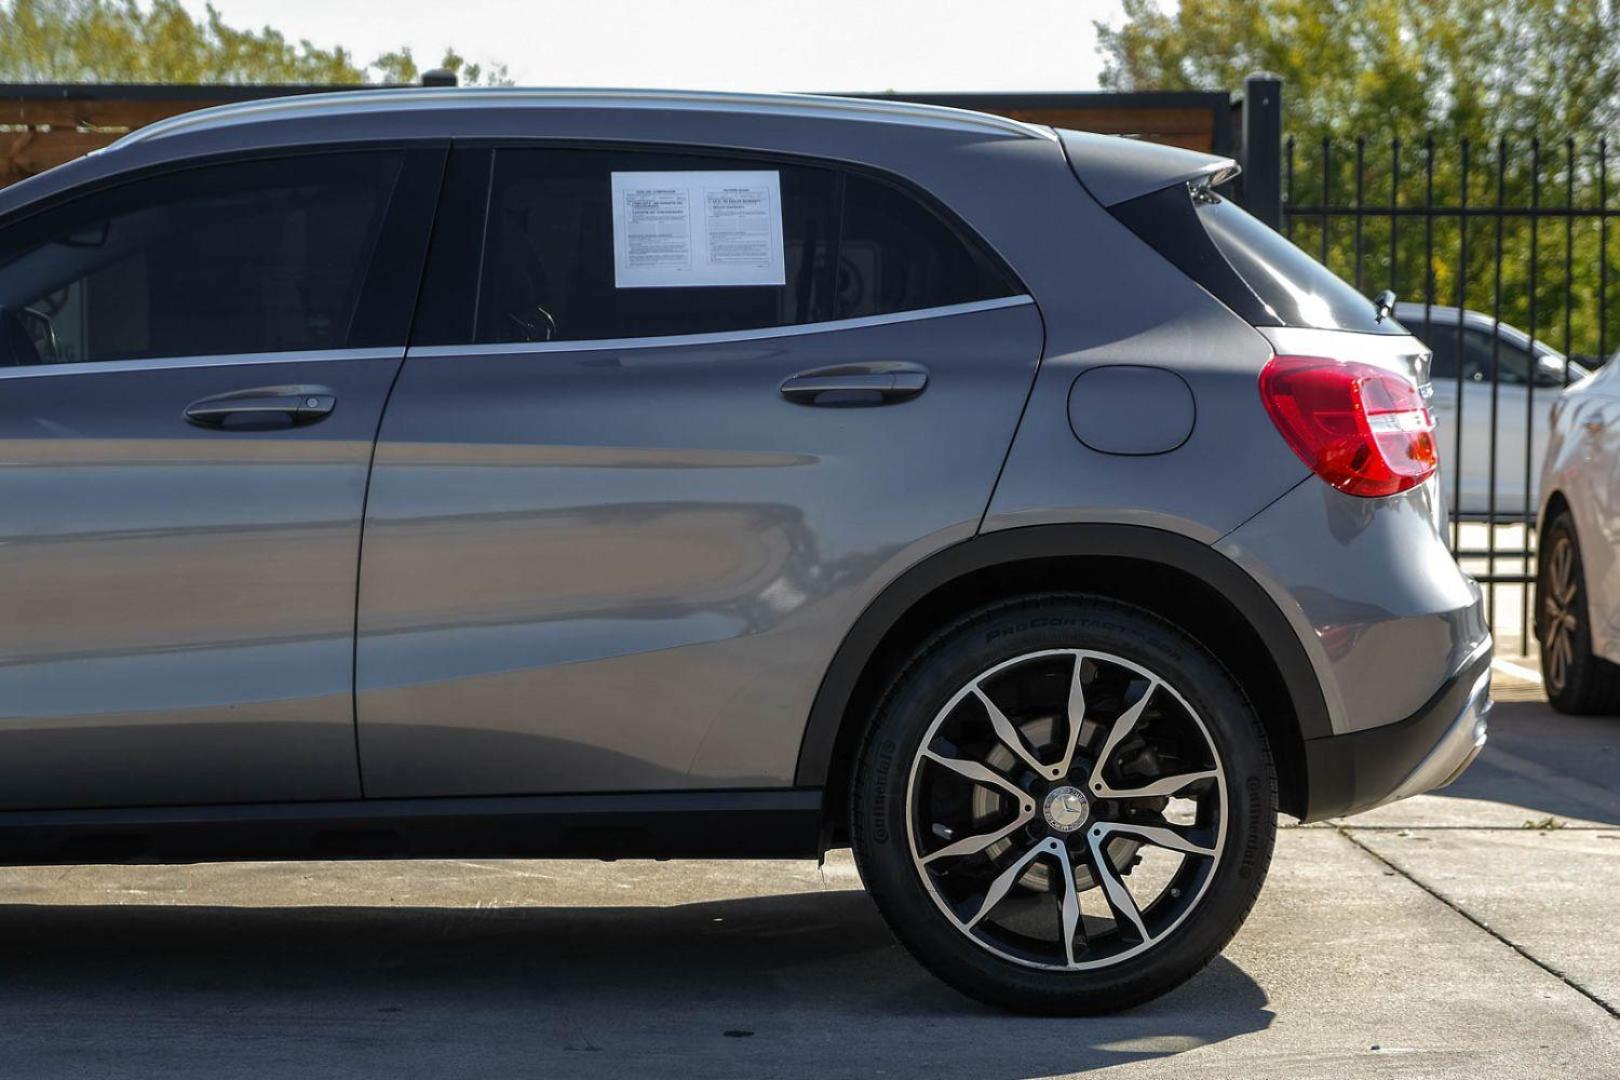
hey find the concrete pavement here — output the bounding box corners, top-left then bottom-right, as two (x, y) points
(0, 696), (1616, 1078)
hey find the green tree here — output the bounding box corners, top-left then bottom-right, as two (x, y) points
(1098, 0), (1620, 141)
(0, 0), (509, 85)
(1097, 0), (1620, 359)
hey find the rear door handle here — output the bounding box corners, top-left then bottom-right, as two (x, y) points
(184, 385), (336, 428)
(779, 363), (928, 406)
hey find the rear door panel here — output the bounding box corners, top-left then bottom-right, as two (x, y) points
(355, 301), (1042, 796)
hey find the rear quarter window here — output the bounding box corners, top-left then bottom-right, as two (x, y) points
(1110, 182), (1405, 336)
(1195, 190), (1404, 335)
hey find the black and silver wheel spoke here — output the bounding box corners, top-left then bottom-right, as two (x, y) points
(962, 838), (1056, 929)
(1543, 534), (1580, 693)
(1088, 837), (1148, 941)
(906, 648), (1227, 971)
(1090, 819), (1218, 859)
(1053, 843), (1085, 966)
(1052, 654), (1090, 779)
(920, 747), (1028, 803)
(972, 685), (1065, 781)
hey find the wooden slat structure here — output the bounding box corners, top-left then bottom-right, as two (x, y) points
(0, 83), (378, 187)
(1, 83), (1237, 189)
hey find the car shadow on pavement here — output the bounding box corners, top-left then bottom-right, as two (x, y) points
(1428, 699), (1620, 826)
(0, 888), (1272, 1079)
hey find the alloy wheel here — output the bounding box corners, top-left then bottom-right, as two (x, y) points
(904, 649), (1227, 971)
(1543, 533), (1580, 695)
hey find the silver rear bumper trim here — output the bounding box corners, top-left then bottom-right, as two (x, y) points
(1386, 668), (1492, 803)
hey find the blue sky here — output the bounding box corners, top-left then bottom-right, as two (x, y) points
(183, 0), (1133, 91)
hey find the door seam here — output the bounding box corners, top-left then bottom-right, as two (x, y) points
(973, 297), (1050, 534)
(349, 147), (452, 799)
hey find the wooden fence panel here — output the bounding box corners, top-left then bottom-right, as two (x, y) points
(1, 84), (1237, 189)
(0, 83), (364, 187)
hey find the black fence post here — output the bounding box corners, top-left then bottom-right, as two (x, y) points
(1240, 72), (1283, 229)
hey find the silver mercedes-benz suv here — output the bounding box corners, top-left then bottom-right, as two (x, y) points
(0, 89), (1490, 1014)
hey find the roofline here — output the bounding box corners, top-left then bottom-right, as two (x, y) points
(0, 82), (1230, 109)
(839, 89), (1235, 109)
(107, 87), (1059, 151)
(1394, 302), (1520, 327)
(1393, 302), (1568, 356)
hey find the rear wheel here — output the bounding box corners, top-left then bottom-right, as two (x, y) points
(1538, 511), (1620, 715)
(850, 596), (1276, 1014)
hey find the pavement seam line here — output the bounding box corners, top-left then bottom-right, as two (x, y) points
(1334, 825), (1620, 1022)
(1313, 825), (1617, 832)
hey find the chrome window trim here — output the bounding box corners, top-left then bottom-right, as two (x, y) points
(0, 298), (1035, 377)
(406, 295), (1035, 359)
(112, 89), (1055, 152)
(0, 346), (403, 380)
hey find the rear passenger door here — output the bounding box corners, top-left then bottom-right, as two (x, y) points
(355, 144), (1043, 797)
(0, 147), (442, 809)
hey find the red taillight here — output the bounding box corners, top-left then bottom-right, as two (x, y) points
(1258, 354), (1437, 498)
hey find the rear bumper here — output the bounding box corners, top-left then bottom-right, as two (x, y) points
(1299, 639), (1492, 821)
(1217, 478), (1491, 739)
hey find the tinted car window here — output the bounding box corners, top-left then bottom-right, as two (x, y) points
(1411, 320), (1534, 383)
(476, 148), (838, 343)
(1463, 327), (1534, 384)
(0, 152), (404, 366)
(472, 148), (1015, 344)
(834, 173), (1016, 320)
(1195, 189), (1404, 335)
(1418, 322), (1460, 378)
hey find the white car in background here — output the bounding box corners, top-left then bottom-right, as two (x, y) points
(1397, 303), (1591, 519)
(1536, 359), (1620, 713)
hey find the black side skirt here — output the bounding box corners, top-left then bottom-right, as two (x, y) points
(0, 789), (824, 866)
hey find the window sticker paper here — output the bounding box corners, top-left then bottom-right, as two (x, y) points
(611, 171), (785, 288)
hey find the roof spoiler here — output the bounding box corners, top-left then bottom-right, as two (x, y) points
(1056, 128), (1240, 208)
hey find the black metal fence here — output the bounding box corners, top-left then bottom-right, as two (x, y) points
(1270, 132), (1620, 650)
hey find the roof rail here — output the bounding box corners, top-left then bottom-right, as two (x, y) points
(110, 87), (1056, 150)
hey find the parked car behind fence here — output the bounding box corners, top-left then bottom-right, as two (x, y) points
(1396, 303), (1590, 520)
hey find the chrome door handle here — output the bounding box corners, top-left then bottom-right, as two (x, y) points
(184, 386), (336, 428)
(779, 363), (928, 406)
